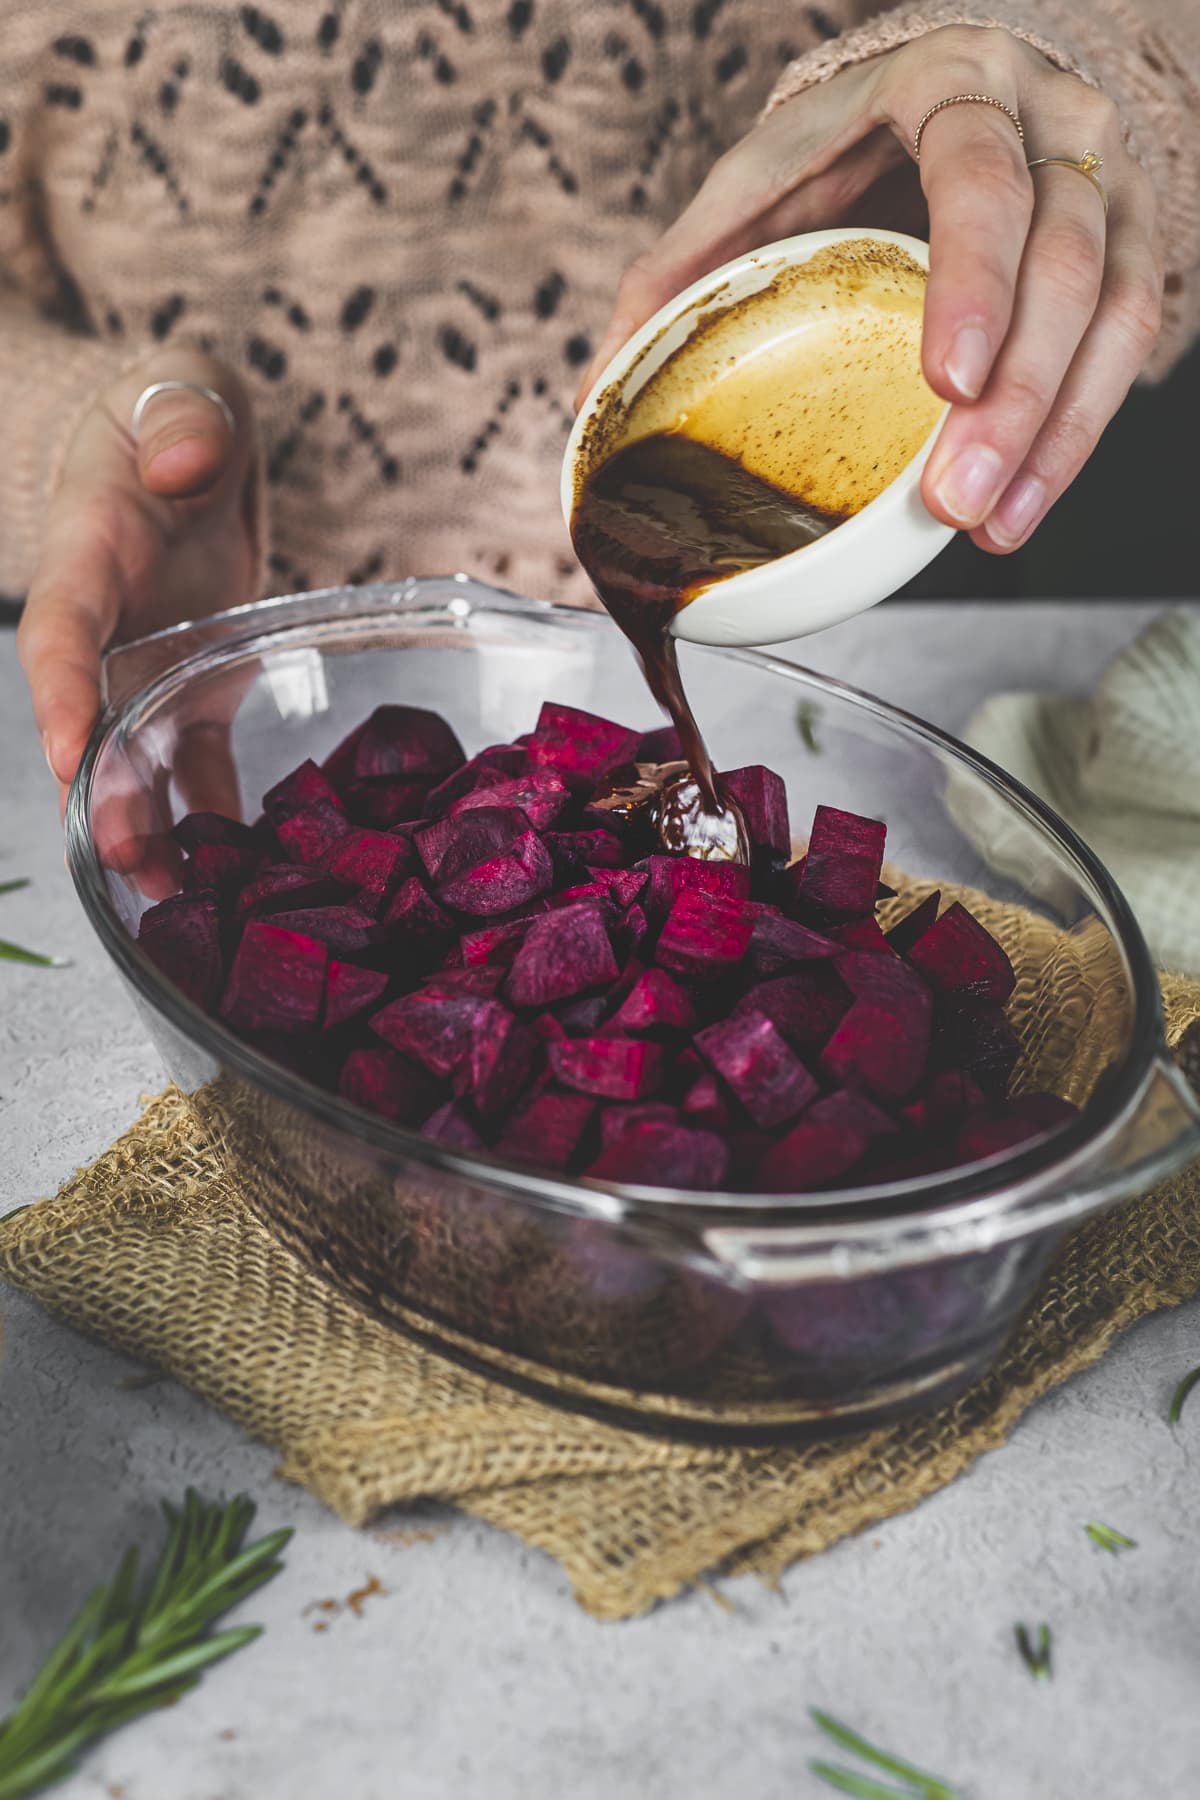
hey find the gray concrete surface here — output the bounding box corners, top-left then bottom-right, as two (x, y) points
(2, 602), (1198, 1800)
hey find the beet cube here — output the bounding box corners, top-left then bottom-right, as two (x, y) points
(695, 1010), (818, 1129)
(555, 994), (610, 1035)
(350, 705), (465, 782)
(886, 890), (941, 956)
(182, 843), (261, 894)
(381, 878), (456, 958)
(324, 960), (388, 1030)
(505, 904), (618, 1009)
(438, 829), (555, 916)
(416, 806), (529, 883)
(656, 891), (755, 981)
(644, 854), (752, 924)
(720, 765), (790, 860)
(495, 1090), (596, 1171)
(235, 863), (347, 920)
(735, 968), (852, 1057)
(221, 921), (328, 1035)
(636, 724), (683, 762)
(756, 1113), (875, 1193)
(907, 901), (1016, 1004)
(267, 905), (380, 956)
(543, 829), (625, 877)
(543, 883), (618, 914)
(172, 811), (257, 853)
(796, 805), (886, 918)
(610, 968), (695, 1036)
(828, 917), (896, 955)
(528, 700), (641, 784)
(460, 917), (535, 968)
(326, 828), (413, 915)
(138, 892), (224, 1014)
(586, 868), (648, 908)
(339, 1047), (443, 1125)
(586, 1122), (730, 1190)
(937, 1001), (1022, 1097)
(451, 770), (570, 832)
(902, 1068), (985, 1133)
(425, 745), (529, 816)
(837, 949), (931, 1008)
(550, 1036), (664, 1101)
(275, 801), (353, 867)
(421, 1099), (485, 1149)
(263, 758), (345, 823)
(598, 1103), (680, 1150)
(342, 778), (430, 829)
(419, 966), (508, 999)
(747, 909), (840, 977)
(957, 1093), (1079, 1163)
(464, 1006), (538, 1121)
(680, 1072), (733, 1131)
(617, 903), (649, 961)
(821, 980), (932, 1103)
(805, 1087), (897, 1143)
(369, 990), (483, 1077)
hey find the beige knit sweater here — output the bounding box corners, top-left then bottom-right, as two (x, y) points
(2, 1), (1197, 606)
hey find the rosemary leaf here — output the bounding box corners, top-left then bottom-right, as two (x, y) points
(0, 879), (30, 897)
(809, 1760), (919, 1800)
(1015, 1621), (1053, 1680)
(1084, 1521), (1137, 1555)
(809, 1711), (960, 1798)
(796, 701), (823, 755)
(0, 939), (68, 968)
(1168, 1364), (1200, 1426)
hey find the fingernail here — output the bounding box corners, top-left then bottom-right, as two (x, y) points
(42, 731), (60, 781)
(931, 444), (1006, 526)
(944, 327), (992, 400)
(988, 475), (1045, 548)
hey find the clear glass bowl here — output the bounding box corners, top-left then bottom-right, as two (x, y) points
(65, 580), (1200, 1438)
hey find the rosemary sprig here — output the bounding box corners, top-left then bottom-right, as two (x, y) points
(0, 1490), (290, 1800)
(1015, 1622), (1053, 1680)
(1168, 1364), (1200, 1426)
(1084, 1521), (1137, 1555)
(809, 1709), (961, 1800)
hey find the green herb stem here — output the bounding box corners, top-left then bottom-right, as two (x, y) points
(1168, 1364), (1200, 1426)
(809, 1710), (960, 1799)
(1015, 1621), (1053, 1680)
(1084, 1521), (1137, 1555)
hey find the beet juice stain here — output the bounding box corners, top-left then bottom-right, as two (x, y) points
(570, 432), (841, 857)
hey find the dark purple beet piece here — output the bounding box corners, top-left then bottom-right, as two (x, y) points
(719, 765), (790, 860)
(586, 868), (648, 909)
(610, 968), (694, 1036)
(617, 903), (649, 962)
(339, 1046), (443, 1125)
(821, 979), (932, 1104)
(460, 917), (534, 968)
(324, 960), (388, 1030)
(598, 1102), (679, 1149)
(235, 864), (347, 920)
(656, 891), (755, 981)
(342, 778), (430, 829)
(837, 949), (931, 1008)
(695, 1010), (818, 1130)
(550, 1036), (664, 1101)
(796, 805), (886, 919)
(464, 1007), (538, 1121)
(172, 811), (257, 853)
(680, 1072), (733, 1131)
(586, 1122), (730, 1190)
(326, 829), (413, 916)
(555, 994), (609, 1035)
(220, 922), (328, 1035)
(957, 1093), (1078, 1162)
(370, 990), (482, 1078)
(421, 1099), (485, 1149)
(506, 904), (619, 1009)
(495, 1090), (596, 1171)
(419, 966), (508, 999)
(542, 883), (618, 915)
(451, 770), (570, 832)
(828, 917), (896, 956)
(756, 1112), (875, 1193)
(275, 801), (353, 867)
(937, 1001), (1022, 1097)
(886, 890), (942, 955)
(528, 700), (641, 784)
(735, 968), (852, 1057)
(425, 745), (529, 816)
(636, 724), (683, 762)
(907, 901), (1016, 1004)
(182, 843), (261, 894)
(543, 829), (625, 877)
(350, 705), (465, 782)
(381, 878), (456, 958)
(438, 829), (555, 916)
(805, 1087), (897, 1143)
(643, 854), (752, 924)
(263, 758), (345, 823)
(902, 1069), (986, 1133)
(747, 909), (840, 977)
(267, 905), (380, 956)
(416, 806), (530, 883)
(138, 892), (224, 1014)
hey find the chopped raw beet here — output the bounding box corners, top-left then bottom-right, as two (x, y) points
(370, 990), (483, 1077)
(555, 994), (610, 1035)
(543, 882), (618, 914)
(421, 1099), (485, 1149)
(275, 801), (353, 867)
(267, 905), (380, 956)
(323, 960), (388, 1029)
(416, 806), (529, 883)
(756, 1114), (875, 1193)
(495, 1089), (596, 1170)
(381, 878), (456, 957)
(438, 829), (555, 916)
(680, 1072), (733, 1131)
(656, 891), (755, 981)
(837, 949), (931, 1008)
(528, 700), (641, 784)
(543, 829), (625, 876)
(586, 1122), (730, 1189)
(182, 843), (261, 894)
(796, 805), (886, 919)
(720, 765), (790, 860)
(586, 868), (648, 908)
(643, 854), (752, 923)
(886, 889), (941, 955)
(342, 778), (430, 829)
(902, 1069), (986, 1133)
(550, 1036), (664, 1101)
(505, 903), (619, 1008)
(418, 966), (507, 999)
(805, 1087), (898, 1143)
(464, 1007), (538, 1121)
(957, 1093), (1079, 1162)
(598, 1102), (680, 1149)
(235, 864), (347, 919)
(172, 811), (257, 853)
(610, 967), (695, 1036)
(325, 828), (413, 915)
(451, 770), (571, 832)
(937, 1000), (1021, 1097)
(821, 984), (932, 1104)
(735, 968), (852, 1057)
(349, 705), (465, 782)
(616, 903), (649, 961)
(138, 892), (224, 1014)
(747, 910), (840, 977)
(220, 921), (328, 1035)
(460, 917), (535, 968)
(425, 745), (529, 816)
(907, 901), (1016, 1004)
(828, 917), (896, 955)
(695, 1011), (818, 1129)
(636, 724), (683, 762)
(339, 1046), (443, 1125)
(263, 758), (345, 823)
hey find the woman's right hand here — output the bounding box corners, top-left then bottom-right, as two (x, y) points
(17, 349), (260, 812)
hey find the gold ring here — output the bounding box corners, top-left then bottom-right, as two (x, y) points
(913, 93), (1024, 161)
(1026, 149), (1109, 217)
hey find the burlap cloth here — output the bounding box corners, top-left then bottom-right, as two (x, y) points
(2, 948), (1198, 1620)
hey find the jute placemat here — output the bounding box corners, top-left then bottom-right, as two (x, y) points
(2, 976), (1197, 1621)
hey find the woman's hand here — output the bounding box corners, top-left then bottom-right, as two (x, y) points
(582, 25), (1163, 556)
(17, 350), (260, 811)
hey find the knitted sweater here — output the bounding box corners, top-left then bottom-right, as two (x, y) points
(1, 1), (1197, 604)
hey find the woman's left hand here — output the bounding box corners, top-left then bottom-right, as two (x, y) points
(581, 25), (1164, 554)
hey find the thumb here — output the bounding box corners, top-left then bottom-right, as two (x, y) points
(133, 382), (238, 500)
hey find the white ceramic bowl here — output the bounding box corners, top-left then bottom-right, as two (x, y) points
(562, 228), (955, 649)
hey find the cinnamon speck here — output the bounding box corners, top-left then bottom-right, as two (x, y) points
(218, 1729), (236, 1741)
(303, 1576), (387, 1632)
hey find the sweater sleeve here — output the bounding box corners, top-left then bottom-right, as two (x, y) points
(763, 1), (1200, 379)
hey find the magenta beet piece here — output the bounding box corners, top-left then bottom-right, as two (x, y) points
(586, 1122), (730, 1189)
(821, 981), (932, 1104)
(598, 1102), (679, 1149)
(543, 883), (618, 914)
(544, 829), (625, 876)
(528, 700), (641, 785)
(796, 805), (886, 919)
(695, 1010), (818, 1129)
(587, 868), (648, 908)
(617, 903), (649, 961)
(958, 1093), (1079, 1162)
(748, 909), (840, 977)
(342, 778), (430, 829)
(324, 960), (388, 1030)
(495, 1090), (596, 1170)
(182, 843), (261, 894)
(720, 765), (790, 860)
(505, 903), (618, 1009)
(464, 1006), (538, 1121)
(837, 949), (930, 1006)
(902, 1068), (986, 1133)
(370, 989), (483, 1078)
(938, 1001), (1022, 1097)
(421, 1099), (485, 1149)
(350, 705), (465, 782)
(643, 854), (752, 923)
(339, 1046), (443, 1125)
(636, 724), (683, 762)
(425, 745), (529, 815)
(326, 828), (413, 915)
(460, 917), (535, 968)
(555, 994), (609, 1035)
(267, 905), (380, 956)
(235, 864), (347, 920)
(220, 921), (328, 1035)
(756, 1112), (876, 1193)
(610, 967), (695, 1036)
(886, 890), (941, 955)
(275, 801), (353, 867)
(438, 829), (555, 916)
(680, 1072), (733, 1131)
(381, 878), (456, 957)
(805, 1087), (897, 1144)
(172, 811), (257, 853)
(907, 901), (1016, 1004)
(550, 1036), (664, 1101)
(656, 891), (755, 981)
(419, 966), (508, 999)
(416, 806), (529, 882)
(828, 917), (896, 956)
(138, 892), (224, 1014)
(451, 770), (570, 832)
(736, 968), (852, 1057)
(264, 758), (345, 823)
